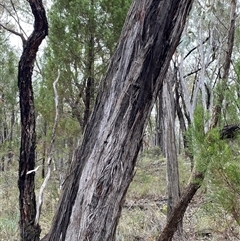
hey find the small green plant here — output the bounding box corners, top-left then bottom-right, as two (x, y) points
(204, 147), (240, 233)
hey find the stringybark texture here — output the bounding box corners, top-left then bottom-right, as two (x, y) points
(45, 0), (193, 240)
(162, 75), (182, 237)
(18, 1), (48, 240)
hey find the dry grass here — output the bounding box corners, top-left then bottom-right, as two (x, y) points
(117, 150), (167, 241)
(1, 149), (240, 240)
(0, 167), (60, 241)
(0, 170), (19, 241)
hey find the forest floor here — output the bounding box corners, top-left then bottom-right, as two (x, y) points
(117, 148), (240, 241)
(0, 148), (240, 240)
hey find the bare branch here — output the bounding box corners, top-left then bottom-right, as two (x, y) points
(35, 70), (60, 226)
(26, 165), (41, 175)
(0, 22), (26, 45)
(183, 67), (201, 78)
(9, 0), (28, 37)
(0, 1), (29, 44)
(184, 37), (209, 60)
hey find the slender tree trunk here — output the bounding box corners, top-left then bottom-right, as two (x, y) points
(1, 122), (7, 171)
(83, 0), (95, 130)
(45, 1), (193, 240)
(212, 0), (236, 127)
(156, 95), (165, 155)
(18, 1), (48, 240)
(174, 67), (194, 166)
(162, 74), (182, 238)
(7, 108), (15, 168)
(42, 121), (47, 179)
(83, 33), (94, 129)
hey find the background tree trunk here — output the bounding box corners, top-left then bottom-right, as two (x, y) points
(158, 2), (237, 239)
(45, 0), (194, 240)
(18, 1), (48, 240)
(162, 73), (182, 238)
(83, 0), (95, 130)
(156, 95), (165, 155)
(213, 0), (236, 127)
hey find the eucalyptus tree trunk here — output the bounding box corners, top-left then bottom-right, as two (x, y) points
(45, 0), (194, 240)
(162, 74), (182, 238)
(156, 95), (165, 155)
(18, 1), (48, 240)
(213, 0), (236, 127)
(158, 2), (237, 240)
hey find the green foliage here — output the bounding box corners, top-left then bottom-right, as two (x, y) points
(173, 99), (240, 238)
(204, 138), (240, 226)
(186, 105), (240, 231)
(42, 0), (132, 129)
(35, 0), (132, 173)
(0, 35), (19, 169)
(185, 107), (220, 173)
(0, 37), (18, 107)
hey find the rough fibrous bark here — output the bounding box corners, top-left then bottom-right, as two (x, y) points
(18, 1), (48, 240)
(45, 1), (193, 240)
(162, 73), (182, 236)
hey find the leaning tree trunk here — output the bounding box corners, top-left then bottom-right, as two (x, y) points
(18, 1), (48, 241)
(45, 1), (194, 240)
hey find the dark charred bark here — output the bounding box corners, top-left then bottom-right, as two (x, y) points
(45, 1), (193, 240)
(83, 0), (95, 130)
(83, 34), (94, 129)
(1, 122), (7, 171)
(18, 1), (48, 240)
(83, 75), (94, 129)
(156, 94), (165, 156)
(157, 171), (204, 241)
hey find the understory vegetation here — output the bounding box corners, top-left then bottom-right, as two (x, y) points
(0, 0), (240, 239)
(1, 146), (240, 241)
